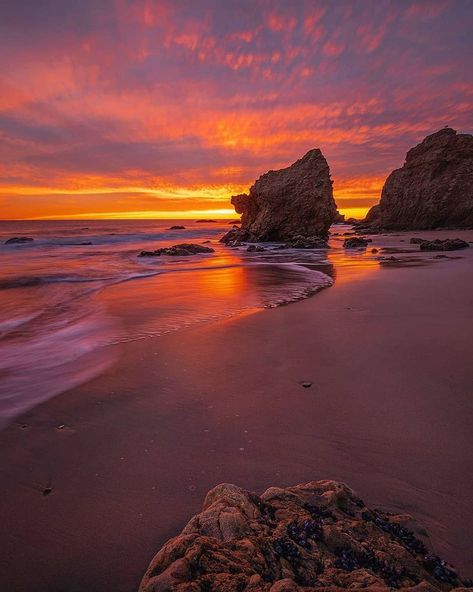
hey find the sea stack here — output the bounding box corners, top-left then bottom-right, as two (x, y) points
(221, 149), (337, 243)
(364, 127), (473, 230)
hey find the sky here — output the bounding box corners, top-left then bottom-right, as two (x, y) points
(1, 0), (472, 220)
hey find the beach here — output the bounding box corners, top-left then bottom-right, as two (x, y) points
(0, 228), (472, 592)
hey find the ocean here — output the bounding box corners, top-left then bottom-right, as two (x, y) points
(0, 219), (333, 427)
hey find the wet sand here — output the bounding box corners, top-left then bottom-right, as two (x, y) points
(0, 230), (472, 592)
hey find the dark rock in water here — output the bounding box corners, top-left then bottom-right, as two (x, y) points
(346, 217), (359, 225)
(138, 243), (214, 257)
(246, 244), (266, 252)
(286, 235), (329, 249)
(5, 237), (34, 244)
(221, 149), (337, 244)
(371, 248), (379, 254)
(196, 219), (217, 223)
(417, 238), (469, 251)
(343, 236), (370, 248)
(410, 237), (425, 244)
(169, 225), (186, 230)
(364, 128), (473, 230)
(42, 487), (53, 496)
(139, 479), (468, 592)
(301, 381), (312, 388)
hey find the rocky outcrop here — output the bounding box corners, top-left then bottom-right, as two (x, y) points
(139, 480), (470, 592)
(364, 128), (473, 230)
(139, 244), (214, 257)
(343, 237), (371, 248)
(410, 238), (470, 251)
(221, 149), (337, 244)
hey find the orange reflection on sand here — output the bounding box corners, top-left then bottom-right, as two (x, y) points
(193, 251), (249, 298)
(328, 240), (380, 285)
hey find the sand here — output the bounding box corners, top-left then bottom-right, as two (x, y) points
(0, 230), (472, 592)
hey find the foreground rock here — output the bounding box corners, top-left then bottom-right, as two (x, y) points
(363, 128), (473, 230)
(221, 149), (337, 245)
(343, 236), (370, 248)
(5, 236), (34, 244)
(139, 480), (470, 592)
(139, 244), (214, 257)
(410, 238), (470, 251)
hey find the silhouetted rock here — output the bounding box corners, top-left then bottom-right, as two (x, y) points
(139, 479), (469, 592)
(169, 225), (186, 230)
(333, 212), (345, 224)
(5, 237), (34, 244)
(343, 236), (370, 248)
(247, 244), (266, 252)
(139, 244), (214, 257)
(221, 149), (337, 244)
(364, 128), (473, 230)
(196, 219), (217, 223)
(416, 238), (469, 251)
(287, 235), (329, 249)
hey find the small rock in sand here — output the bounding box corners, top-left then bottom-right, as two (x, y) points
(5, 237), (34, 244)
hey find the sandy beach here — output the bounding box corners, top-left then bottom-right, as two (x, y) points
(0, 229), (472, 591)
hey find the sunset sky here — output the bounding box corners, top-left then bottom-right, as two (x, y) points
(1, 0), (472, 220)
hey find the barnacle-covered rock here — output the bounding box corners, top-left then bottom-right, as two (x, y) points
(139, 480), (469, 591)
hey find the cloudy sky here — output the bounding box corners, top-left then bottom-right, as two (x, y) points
(1, 0), (472, 219)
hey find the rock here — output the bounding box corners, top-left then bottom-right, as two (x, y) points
(196, 219), (217, 223)
(300, 382), (312, 388)
(343, 236), (370, 248)
(333, 212), (345, 224)
(169, 225), (186, 230)
(247, 245), (266, 252)
(417, 238), (469, 251)
(346, 217), (359, 225)
(138, 244), (215, 257)
(139, 479), (469, 592)
(371, 248), (379, 254)
(286, 235), (329, 249)
(221, 149), (337, 244)
(364, 128), (473, 230)
(5, 237), (34, 244)
(410, 238), (425, 244)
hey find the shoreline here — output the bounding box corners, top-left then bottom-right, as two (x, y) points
(0, 230), (472, 591)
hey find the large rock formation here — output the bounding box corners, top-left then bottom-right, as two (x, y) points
(364, 128), (473, 230)
(139, 480), (470, 592)
(221, 150), (338, 243)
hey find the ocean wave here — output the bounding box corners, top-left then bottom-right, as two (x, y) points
(0, 297), (117, 429)
(0, 270), (163, 290)
(0, 228), (221, 249)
